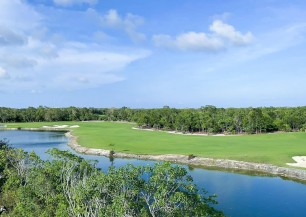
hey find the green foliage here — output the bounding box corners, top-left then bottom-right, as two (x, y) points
(141, 163), (221, 216)
(188, 154), (196, 160)
(2, 105), (306, 133)
(0, 144), (223, 217)
(109, 150), (115, 157)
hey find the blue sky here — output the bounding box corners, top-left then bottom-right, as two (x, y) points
(1, 0), (306, 108)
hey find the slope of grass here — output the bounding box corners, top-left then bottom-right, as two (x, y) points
(5, 121), (306, 167)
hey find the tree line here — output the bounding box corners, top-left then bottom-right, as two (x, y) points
(1, 105), (306, 134)
(0, 141), (223, 216)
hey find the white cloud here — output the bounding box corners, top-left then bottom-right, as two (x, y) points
(53, 0), (97, 7)
(102, 9), (122, 27)
(0, 67), (9, 79)
(0, 38), (150, 91)
(190, 22), (306, 79)
(153, 32), (224, 52)
(153, 20), (254, 52)
(0, 67), (5, 77)
(0, 0), (41, 31)
(36, 45), (150, 90)
(0, 0), (150, 92)
(230, 22), (306, 62)
(100, 9), (146, 42)
(210, 20), (254, 45)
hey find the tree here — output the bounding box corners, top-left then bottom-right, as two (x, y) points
(0, 146), (224, 217)
(140, 163), (222, 216)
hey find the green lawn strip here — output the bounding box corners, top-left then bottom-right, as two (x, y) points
(4, 121), (306, 167)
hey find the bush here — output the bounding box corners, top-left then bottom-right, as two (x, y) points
(188, 154), (196, 160)
(0, 148), (224, 217)
(109, 150), (115, 157)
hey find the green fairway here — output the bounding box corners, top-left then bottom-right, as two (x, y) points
(5, 121), (306, 167)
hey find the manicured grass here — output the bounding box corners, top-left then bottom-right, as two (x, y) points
(5, 121), (306, 167)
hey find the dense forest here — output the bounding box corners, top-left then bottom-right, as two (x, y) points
(0, 140), (223, 217)
(1, 106), (306, 134)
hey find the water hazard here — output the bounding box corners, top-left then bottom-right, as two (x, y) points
(1, 130), (305, 217)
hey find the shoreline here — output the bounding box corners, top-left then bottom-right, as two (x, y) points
(65, 131), (306, 181)
(2, 127), (306, 181)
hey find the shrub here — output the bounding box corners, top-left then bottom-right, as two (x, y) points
(188, 154), (195, 160)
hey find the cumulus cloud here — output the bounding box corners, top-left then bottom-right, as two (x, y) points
(153, 20), (254, 52)
(100, 9), (146, 42)
(210, 20), (254, 45)
(53, 0), (97, 7)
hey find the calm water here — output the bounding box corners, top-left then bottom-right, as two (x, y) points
(1, 130), (306, 217)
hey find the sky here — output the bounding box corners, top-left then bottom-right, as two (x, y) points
(1, 0), (306, 108)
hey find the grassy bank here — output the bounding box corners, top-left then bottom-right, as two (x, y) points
(5, 121), (306, 167)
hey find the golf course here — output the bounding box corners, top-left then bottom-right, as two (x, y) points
(5, 121), (306, 167)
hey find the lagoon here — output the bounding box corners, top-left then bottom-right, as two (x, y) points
(1, 130), (306, 217)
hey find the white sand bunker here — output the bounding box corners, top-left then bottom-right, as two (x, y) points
(70, 125), (79, 128)
(42, 125), (79, 129)
(132, 127), (233, 136)
(287, 156), (306, 168)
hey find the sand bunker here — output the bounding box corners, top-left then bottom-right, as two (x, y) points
(70, 125), (79, 128)
(287, 156), (306, 168)
(132, 127), (155, 131)
(42, 125), (79, 129)
(132, 127), (237, 136)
